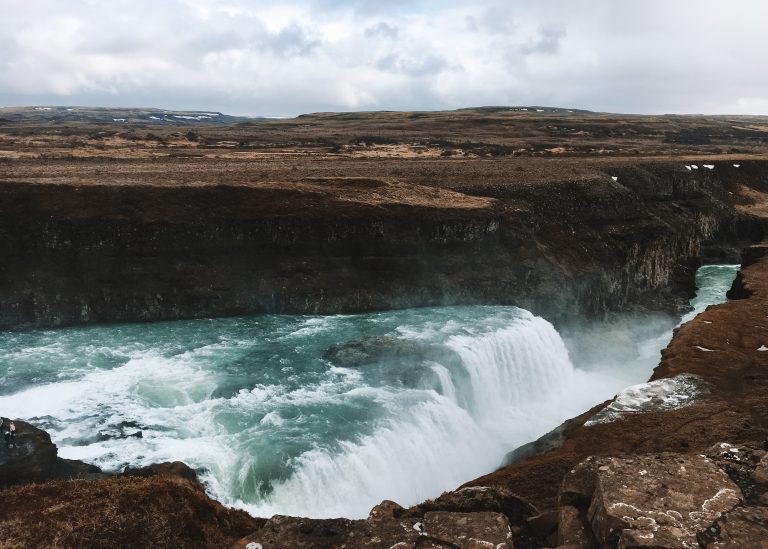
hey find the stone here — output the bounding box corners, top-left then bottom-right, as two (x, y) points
(235, 510), (515, 548)
(412, 485), (538, 525)
(52, 457), (107, 481)
(123, 461), (199, 484)
(584, 454), (742, 547)
(753, 455), (768, 485)
(0, 419), (58, 487)
(708, 506), (768, 548)
(526, 510), (559, 538)
(557, 506), (589, 547)
(368, 500), (405, 523)
(422, 511), (513, 549)
(559, 457), (599, 506)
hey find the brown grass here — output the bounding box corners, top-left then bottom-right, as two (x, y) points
(0, 477), (263, 549)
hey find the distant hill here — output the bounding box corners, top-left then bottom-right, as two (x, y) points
(0, 106), (252, 126)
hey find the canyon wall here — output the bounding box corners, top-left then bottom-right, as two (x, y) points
(1, 159), (767, 329)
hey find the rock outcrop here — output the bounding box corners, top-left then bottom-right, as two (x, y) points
(233, 506), (515, 549)
(0, 419), (58, 486)
(559, 454), (743, 547)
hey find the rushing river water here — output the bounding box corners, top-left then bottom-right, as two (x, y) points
(0, 265), (738, 518)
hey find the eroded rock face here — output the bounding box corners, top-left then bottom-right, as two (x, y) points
(0, 419), (57, 486)
(123, 461), (200, 484)
(561, 454), (744, 548)
(422, 511), (513, 548)
(409, 485), (538, 526)
(234, 508), (514, 549)
(707, 506), (768, 548)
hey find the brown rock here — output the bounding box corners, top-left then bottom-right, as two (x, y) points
(422, 511), (513, 549)
(753, 455), (768, 486)
(585, 454), (742, 547)
(235, 509), (516, 549)
(559, 457), (599, 506)
(708, 506), (768, 548)
(526, 509), (559, 538)
(123, 461), (199, 484)
(368, 500), (405, 523)
(411, 485), (538, 525)
(0, 419), (58, 487)
(557, 506), (590, 547)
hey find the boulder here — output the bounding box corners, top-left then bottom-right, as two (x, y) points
(52, 457), (107, 481)
(753, 455), (768, 486)
(410, 485), (538, 526)
(706, 506), (768, 548)
(422, 511), (513, 548)
(560, 454), (743, 548)
(557, 506), (590, 547)
(704, 441), (768, 501)
(122, 461), (199, 484)
(368, 500), (405, 523)
(525, 510), (559, 539)
(233, 510), (514, 548)
(0, 419), (57, 486)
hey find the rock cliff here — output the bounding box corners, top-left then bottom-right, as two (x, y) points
(2, 159), (767, 329)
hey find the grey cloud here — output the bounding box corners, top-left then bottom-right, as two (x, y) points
(465, 5), (517, 35)
(266, 23), (320, 57)
(520, 25), (566, 55)
(364, 22), (399, 40)
(376, 53), (448, 77)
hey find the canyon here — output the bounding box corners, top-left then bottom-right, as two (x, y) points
(2, 107), (768, 547)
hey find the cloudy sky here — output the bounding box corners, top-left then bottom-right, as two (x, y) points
(2, 0), (767, 116)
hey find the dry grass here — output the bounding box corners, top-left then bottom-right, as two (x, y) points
(0, 477), (263, 549)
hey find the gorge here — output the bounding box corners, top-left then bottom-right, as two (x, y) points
(2, 107), (768, 547)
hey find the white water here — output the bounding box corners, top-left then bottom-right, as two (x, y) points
(0, 265), (739, 519)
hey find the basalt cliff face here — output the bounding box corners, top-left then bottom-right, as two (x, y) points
(1, 160), (767, 329)
(2, 108), (768, 329)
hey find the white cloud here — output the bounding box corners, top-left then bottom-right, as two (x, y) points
(0, 0), (766, 115)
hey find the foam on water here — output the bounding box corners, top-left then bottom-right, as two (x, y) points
(0, 265), (740, 519)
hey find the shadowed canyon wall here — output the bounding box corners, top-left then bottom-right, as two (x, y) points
(1, 160), (767, 329)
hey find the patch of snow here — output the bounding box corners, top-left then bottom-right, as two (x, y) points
(200, 112), (220, 116)
(149, 116), (161, 120)
(733, 164), (741, 168)
(585, 374), (710, 426)
(685, 165), (692, 171)
(113, 118), (126, 123)
(173, 115), (212, 120)
(34, 107), (52, 111)
(520, 108), (528, 111)
(611, 176), (619, 182)
(758, 345), (768, 352)
(703, 320), (712, 324)
(691, 165), (699, 169)
(695, 346), (715, 352)
(413, 522), (423, 532)
(703, 164), (715, 170)
(536, 109), (545, 112)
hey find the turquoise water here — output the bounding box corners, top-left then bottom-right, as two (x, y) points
(0, 265), (739, 518)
